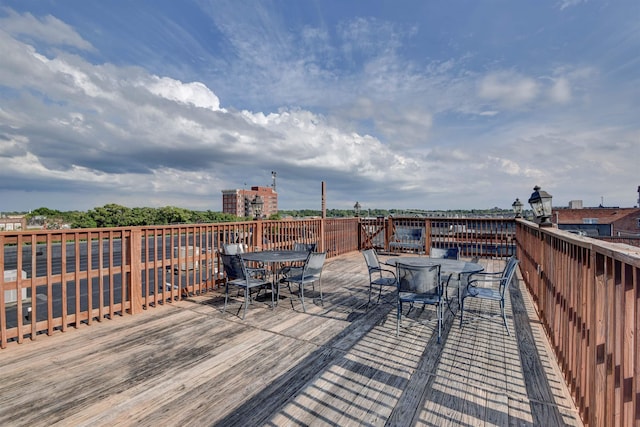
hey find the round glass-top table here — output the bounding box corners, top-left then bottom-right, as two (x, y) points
(241, 250), (311, 307)
(385, 257), (484, 313)
(241, 250), (309, 263)
(384, 257), (483, 276)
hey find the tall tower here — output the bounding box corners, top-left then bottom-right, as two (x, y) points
(271, 171), (277, 192)
(637, 185), (640, 207)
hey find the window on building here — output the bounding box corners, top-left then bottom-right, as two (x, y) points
(583, 218), (599, 224)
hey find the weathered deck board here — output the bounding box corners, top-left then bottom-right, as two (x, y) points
(0, 252), (583, 426)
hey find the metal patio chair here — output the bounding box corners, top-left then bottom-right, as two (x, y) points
(279, 242), (318, 280)
(459, 256), (519, 335)
(280, 252), (326, 312)
(222, 243), (265, 278)
(395, 262), (445, 342)
(361, 248), (397, 305)
(429, 247), (460, 260)
(430, 246), (461, 310)
(221, 253), (274, 320)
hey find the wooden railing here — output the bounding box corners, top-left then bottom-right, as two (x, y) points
(3, 215), (640, 424)
(0, 217), (358, 348)
(360, 216), (517, 258)
(517, 219), (640, 427)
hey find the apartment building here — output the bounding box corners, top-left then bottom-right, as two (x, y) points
(0, 216), (26, 231)
(554, 205), (640, 237)
(222, 186), (278, 218)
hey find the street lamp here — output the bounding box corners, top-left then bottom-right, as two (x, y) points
(527, 185), (553, 227)
(251, 195), (264, 220)
(354, 201), (361, 217)
(512, 198), (523, 218)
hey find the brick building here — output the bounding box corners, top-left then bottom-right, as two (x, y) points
(553, 206), (640, 237)
(0, 216), (26, 232)
(222, 186), (278, 218)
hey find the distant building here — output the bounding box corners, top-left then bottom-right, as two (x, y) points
(553, 204), (640, 237)
(222, 186), (278, 218)
(0, 216), (26, 232)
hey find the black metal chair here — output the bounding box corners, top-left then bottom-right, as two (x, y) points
(222, 243), (265, 278)
(280, 252), (326, 312)
(395, 262), (445, 342)
(459, 256), (519, 335)
(429, 247), (460, 260)
(361, 248), (397, 305)
(279, 242), (317, 280)
(221, 254), (273, 320)
(430, 246), (461, 311)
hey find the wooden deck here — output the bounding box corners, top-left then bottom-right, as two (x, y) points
(0, 252), (583, 426)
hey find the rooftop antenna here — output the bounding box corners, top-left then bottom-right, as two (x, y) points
(271, 171), (277, 192)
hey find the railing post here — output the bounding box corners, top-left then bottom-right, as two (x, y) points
(319, 217), (325, 253)
(129, 229), (143, 315)
(253, 220), (263, 250)
(424, 219), (432, 255)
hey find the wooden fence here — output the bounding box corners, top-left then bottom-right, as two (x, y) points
(517, 219), (640, 427)
(359, 216), (517, 258)
(4, 215), (640, 424)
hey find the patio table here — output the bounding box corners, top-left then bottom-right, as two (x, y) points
(241, 250), (310, 304)
(385, 257), (484, 312)
(241, 250), (309, 265)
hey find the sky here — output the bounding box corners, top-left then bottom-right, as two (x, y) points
(1, 0), (639, 213)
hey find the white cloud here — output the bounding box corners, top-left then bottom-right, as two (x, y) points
(548, 77), (572, 103)
(477, 71), (539, 108)
(146, 77), (222, 111)
(0, 4), (638, 211)
(0, 9), (94, 51)
(558, 0), (587, 11)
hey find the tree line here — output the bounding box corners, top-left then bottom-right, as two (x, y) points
(25, 204), (514, 229)
(27, 204), (249, 229)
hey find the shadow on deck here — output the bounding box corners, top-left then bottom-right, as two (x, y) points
(0, 252), (582, 426)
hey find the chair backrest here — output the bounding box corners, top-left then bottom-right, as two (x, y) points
(393, 226), (424, 243)
(430, 247), (459, 260)
(221, 254), (247, 281)
(361, 248), (381, 272)
(294, 242), (317, 252)
(222, 243), (246, 255)
(302, 252), (326, 279)
(499, 257), (520, 294)
(396, 263), (442, 296)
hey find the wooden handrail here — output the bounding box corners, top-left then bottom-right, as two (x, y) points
(3, 216), (640, 424)
(517, 219), (640, 426)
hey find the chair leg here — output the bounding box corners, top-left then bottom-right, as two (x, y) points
(459, 298), (464, 328)
(501, 299), (510, 336)
(242, 287), (249, 320)
(223, 282), (229, 314)
(299, 282), (306, 312)
(270, 283), (275, 310)
(318, 279), (323, 306)
(396, 301), (401, 336)
(437, 303), (442, 343)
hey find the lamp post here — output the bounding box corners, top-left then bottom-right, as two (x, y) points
(512, 198), (523, 218)
(354, 201), (361, 217)
(251, 195), (264, 220)
(527, 185), (553, 227)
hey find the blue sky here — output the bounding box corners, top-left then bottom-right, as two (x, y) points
(1, 0), (638, 213)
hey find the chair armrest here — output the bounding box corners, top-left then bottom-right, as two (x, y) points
(374, 266), (397, 278)
(467, 275), (504, 288)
